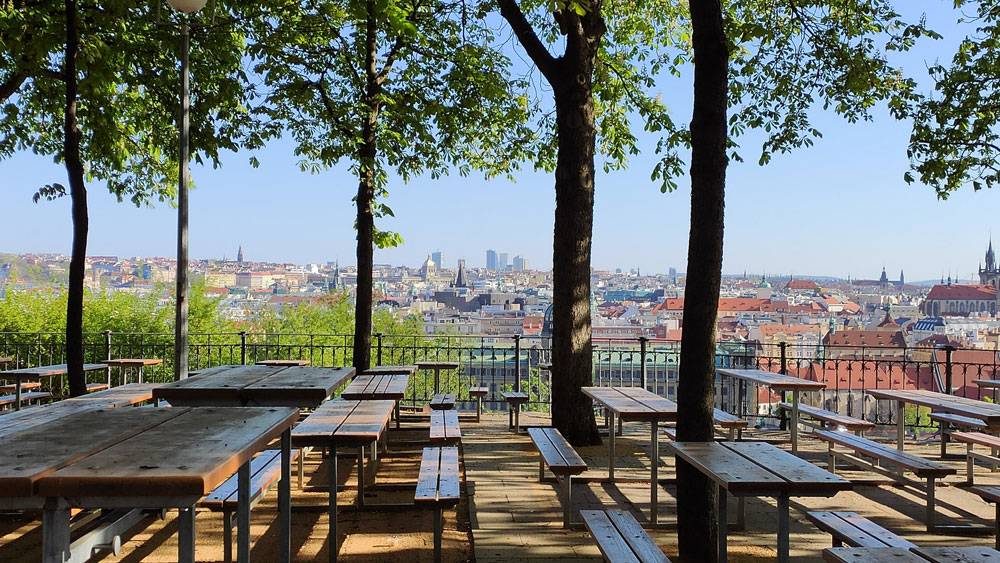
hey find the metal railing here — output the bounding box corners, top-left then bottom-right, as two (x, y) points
(1, 331), (996, 435)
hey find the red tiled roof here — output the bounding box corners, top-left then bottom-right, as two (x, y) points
(926, 284), (997, 300)
(785, 279), (819, 290)
(823, 330), (906, 348)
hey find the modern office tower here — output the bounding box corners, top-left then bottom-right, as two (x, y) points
(431, 251), (443, 269)
(499, 252), (508, 271)
(486, 249), (498, 271)
(513, 255), (528, 271)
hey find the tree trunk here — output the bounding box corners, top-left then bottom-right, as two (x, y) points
(351, 1), (379, 373)
(63, 0), (87, 398)
(676, 0), (728, 559)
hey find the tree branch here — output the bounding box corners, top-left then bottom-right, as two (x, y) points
(497, 0), (558, 82)
(0, 72), (27, 103)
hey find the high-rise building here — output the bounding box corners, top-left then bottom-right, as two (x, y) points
(431, 251), (443, 270)
(499, 252), (508, 271)
(513, 255), (528, 271)
(486, 249), (498, 271)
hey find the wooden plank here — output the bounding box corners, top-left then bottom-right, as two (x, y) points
(468, 387), (488, 396)
(667, 442), (786, 495)
(0, 401), (103, 436)
(911, 547), (1000, 563)
(416, 361), (459, 370)
(101, 359), (163, 368)
(430, 393), (456, 409)
(725, 441), (851, 495)
(814, 430), (956, 477)
(0, 391), (52, 406)
(360, 365), (417, 376)
(243, 366), (355, 406)
(0, 381), (41, 392)
(836, 512), (916, 549)
(291, 400), (357, 447)
(807, 511), (888, 548)
(713, 409), (749, 428)
(444, 409), (461, 442)
(201, 450), (282, 510)
(952, 431), (1000, 449)
(779, 403), (874, 430)
(436, 446), (460, 504)
(255, 359), (310, 366)
(542, 427), (587, 472)
(929, 412), (988, 429)
(822, 547), (924, 563)
(153, 365), (276, 404)
(528, 428), (569, 469)
(581, 510), (641, 563)
(36, 406), (298, 498)
(63, 383), (160, 407)
(0, 406), (189, 497)
(414, 447), (442, 504)
(867, 389), (1000, 425)
(616, 387), (678, 421)
(717, 368), (826, 391)
(606, 509), (670, 563)
(335, 400), (393, 445)
(2, 363), (108, 377)
(582, 387), (675, 421)
(971, 485), (1000, 504)
(430, 410), (446, 442)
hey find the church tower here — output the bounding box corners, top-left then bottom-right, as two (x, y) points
(237, 245), (244, 264)
(980, 239), (1000, 287)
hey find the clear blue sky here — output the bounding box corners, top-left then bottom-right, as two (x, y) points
(1, 4), (995, 282)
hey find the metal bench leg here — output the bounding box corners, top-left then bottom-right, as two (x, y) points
(995, 504), (999, 551)
(828, 444), (836, 473)
(609, 412), (616, 480)
(718, 484), (728, 563)
(179, 505), (196, 563)
(434, 507), (443, 563)
(299, 450), (305, 490)
(357, 445), (366, 507)
(224, 513), (234, 563)
(42, 498), (71, 563)
(563, 476), (572, 529)
(476, 396), (482, 422)
(926, 477), (936, 532)
(736, 497), (746, 530)
(777, 495), (790, 563)
(330, 445), (338, 563)
(280, 429), (291, 563)
(969, 443), (976, 485)
(539, 455), (545, 482)
(650, 420), (659, 525)
(238, 460), (251, 563)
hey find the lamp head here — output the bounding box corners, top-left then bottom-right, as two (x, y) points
(166, 0), (207, 13)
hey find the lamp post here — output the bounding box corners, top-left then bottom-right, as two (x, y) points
(165, 0), (207, 381)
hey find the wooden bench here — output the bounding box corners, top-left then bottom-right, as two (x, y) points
(429, 409), (461, 445)
(468, 386), (488, 422)
(815, 429), (956, 531)
(414, 446), (460, 563)
(528, 426), (587, 528)
(951, 432), (1000, 485)
(930, 412), (997, 458)
(806, 511), (916, 548)
(663, 409), (749, 441)
(969, 486), (1000, 550)
(0, 381), (40, 393)
(86, 382), (111, 393)
(200, 449), (300, 563)
(501, 391), (529, 433)
(429, 393), (455, 410)
(581, 509), (670, 562)
(779, 402), (874, 435)
(0, 391), (51, 409)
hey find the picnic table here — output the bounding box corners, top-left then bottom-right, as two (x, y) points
(582, 386), (677, 525)
(1, 363), (110, 410)
(101, 358), (163, 384)
(360, 364), (417, 376)
(669, 441), (851, 563)
(866, 389), (1000, 451)
(415, 361), (459, 394)
(341, 374), (409, 429)
(0, 357), (11, 366)
(255, 359), (311, 366)
(0, 405), (298, 563)
(717, 368), (826, 455)
(824, 546), (1000, 563)
(291, 399), (395, 563)
(153, 364), (355, 408)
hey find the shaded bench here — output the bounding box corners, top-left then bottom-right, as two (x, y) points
(86, 382), (111, 393)
(415, 446), (460, 563)
(468, 387), (488, 422)
(952, 432), (1000, 485)
(779, 402), (873, 435)
(806, 511), (916, 548)
(0, 391), (51, 409)
(501, 391), (529, 433)
(0, 381), (40, 393)
(815, 429), (956, 531)
(930, 412), (997, 458)
(429, 393), (455, 410)
(969, 486), (1000, 550)
(200, 449), (300, 563)
(528, 426), (587, 528)
(581, 509), (670, 562)
(663, 409), (749, 441)
(429, 408), (461, 445)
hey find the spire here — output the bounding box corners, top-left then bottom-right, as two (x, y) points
(237, 245), (244, 264)
(452, 259), (468, 288)
(899, 270), (904, 286)
(988, 238), (996, 271)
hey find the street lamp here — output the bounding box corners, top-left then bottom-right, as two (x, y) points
(161, 0), (214, 381)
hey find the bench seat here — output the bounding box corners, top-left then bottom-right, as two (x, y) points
(929, 411), (989, 430)
(528, 426), (587, 528)
(86, 382), (111, 393)
(969, 486), (1000, 550)
(0, 381), (40, 393)
(429, 393), (455, 410)
(779, 402), (874, 434)
(663, 409), (749, 441)
(806, 511), (916, 548)
(0, 391), (52, 408)
(951, 431), (1000, 485)
(581, 509), (670, 562)
(468, 387), (488, 422)
(815, 429), (955, 531)
(200, 449), (300, 563)
(429, 408), (461, 445)
(415, 447), (460, 563)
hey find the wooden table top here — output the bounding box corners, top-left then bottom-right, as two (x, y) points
(415, 361), (460, 370)
(582, 387), (677, 421)
(717, 368), (826, 391)
(0, 400), (104, 438)
(291, 399), (394, 447)
(64, 383), (161, 407)
(670, 441), (850, 497)
(974, 379), (1000, 389)
(2, 363), (109, 378)
(0, 357), (11, 365)
(31, 406), (298, 499)
(360, 365), (418, 376)
(153, 365), (355, 407)
(866, 388), (1000, 425)
(255, 359), (310, 366)
(824, 546), (1000, 563)
(341, 374), (409, 400)
(101, 358), (163, 368)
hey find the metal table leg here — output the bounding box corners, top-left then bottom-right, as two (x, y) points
(237, 460), (251, 563)
(777, 494), (790, 563)
(329, 445), (338, 563)
(179, 505), (196, 563)
(608, 412), (616, 480)
(718, 484), (728, 563)
(42, 498), (71, 563)
(650, 420), (659, 525)
(280, 429), (291, 563)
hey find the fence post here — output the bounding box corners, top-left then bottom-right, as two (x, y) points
(375, 333), (384, 366)
(104, 330), (112, 361)
(514, 335), (521, 393)
(779, 341), (787, 375)
(779, 341), (788, 430)
(944, 345), (956, 395)
(240, 331), (247, 365)
(639, 336), (648, 390)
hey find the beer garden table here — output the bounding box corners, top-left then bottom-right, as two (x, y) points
(669, 441), (851, 563)
(1, 363), (110, 410)
(867, 388), (1000, 451)
(341, 374), (409, 429)
(716, 368), (827, 455)
(153, 364), (355, 408)
(256, 359), (311, 367)
(581, 386), (677, 525)
(0, 405), (298, 563)
(415, 361), (459, 394)
(100, 358), (163, 384)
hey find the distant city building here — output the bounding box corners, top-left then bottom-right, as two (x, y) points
(431, 251), (443, 270)
(486, 249), (498, 271)
(980, 240), (1000, 288)
(513, 255), (528, 271)
(237, 245), (244, 264)
(452, 259), (469, 288)
(499, 252), (509, 271)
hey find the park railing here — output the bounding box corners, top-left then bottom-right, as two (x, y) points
(1, 331), (996, 434)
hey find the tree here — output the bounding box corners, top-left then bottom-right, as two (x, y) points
(907, 1), (1000, 196)
(1, 2), (259, 393)
(250, 0), (533, 373)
